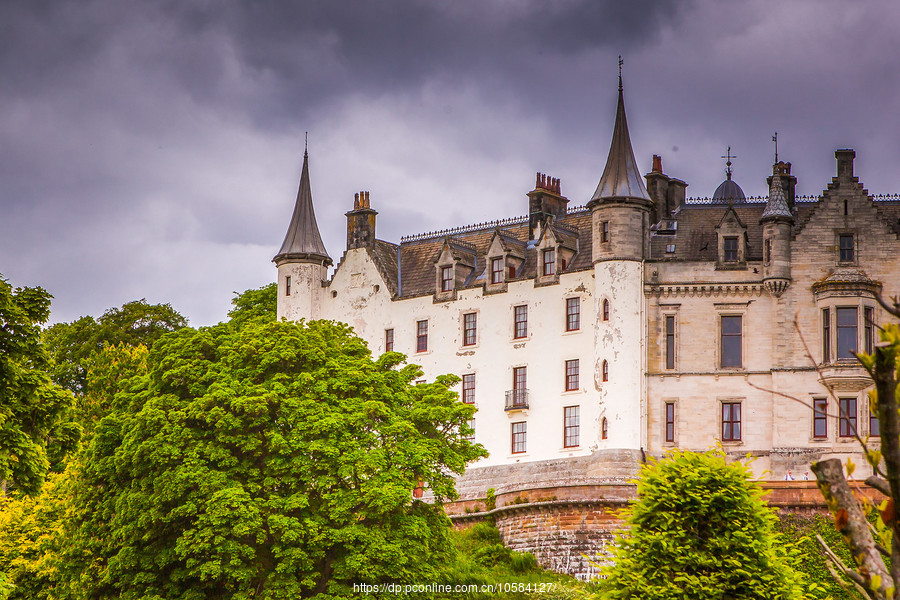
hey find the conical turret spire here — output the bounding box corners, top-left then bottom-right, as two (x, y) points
(274, 148), (331, 265)
(761, 169), (792, 221)
(591, 69), (650, 203)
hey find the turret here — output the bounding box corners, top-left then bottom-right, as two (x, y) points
(273, 148), (332, 321)
(760, 164), (794, 297)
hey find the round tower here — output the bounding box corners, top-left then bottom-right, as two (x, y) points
(586, 69), (650, 452)
(273, 148), (332, 321)
(760, 163), (794, 297)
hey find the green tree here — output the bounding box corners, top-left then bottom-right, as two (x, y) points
(60, 316), (484, 599)
(599, 448), (806, 600)
(227, 282), (276, 326)
(43, 299), (186, 396)
(0, 275), (77, 495)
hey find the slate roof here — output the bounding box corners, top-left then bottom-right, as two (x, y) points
(274, 151), (331, 264)
(591, 84), (650, 202)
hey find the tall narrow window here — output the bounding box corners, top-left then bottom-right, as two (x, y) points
(720, 315), (742, 368)
(723, 237), (738, 262)
(839, 234), (855, 262)
(285, 275), (292, 296)
(385, 328), (394, 352)
(566, 298), (580, 331)
(822, 308), (831, 363)
(600, 221), (609, 243)
(542, 249), (556, 276)
(441, 266), (453, 292)
(839, 397), (857, 438)
(463, 312), (477, 346)
(865, 306), (875, 355)
(836, 307), (857, 359)
(564, 406), (580, 448)
(601, 417), (608, 440)
(514, 305), (527, 339)
(511, 422), (526, 454)
(722, 402), (741, 441)
(813, 398), (827, 438)
(508, 366), (527, 409)
(513, 367), (527, 395)
(665, 402), (675, 443)
(602, 299), (610, 321)
(491, 258), (503, 284)
(465, 418), (475, 442)
(462, 374), (475, 404)
(871, 409), (881, 437)
(416, 320), (428, 353)
(602, 360), (609, 382)
(565, 359), (579, 391)
(665, 315), (676, 370)
(764, 239), (771, 264)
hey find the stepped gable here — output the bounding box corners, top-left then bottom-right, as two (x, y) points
(381, 209), (592, 299)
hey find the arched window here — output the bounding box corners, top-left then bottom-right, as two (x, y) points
(601, 417), (608, 440)
(602, 299), (610, 321)
(602, 360), (609, 382)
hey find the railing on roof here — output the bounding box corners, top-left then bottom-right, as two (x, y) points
(566, 204), (589, 214)
(400, 215), (529, 243)
(684, 194), (824, 205)
(873, 194), (900, 202)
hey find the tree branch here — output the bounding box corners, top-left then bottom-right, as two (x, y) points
(865, 476), (892, 498)
(816, 534), (873, 599)
(811, 458), (891, 599)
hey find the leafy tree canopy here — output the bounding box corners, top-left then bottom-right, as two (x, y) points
(0, 275), (78, 495)
(599, 448), (807, 600)
(227, 282), (276, 326)
(43, 299), (187, 395)
(61, 315), (484, 599)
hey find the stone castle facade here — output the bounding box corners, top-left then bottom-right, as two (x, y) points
(273, 77), (899, 501)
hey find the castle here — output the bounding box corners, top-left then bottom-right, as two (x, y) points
(273, 74), (898, 506)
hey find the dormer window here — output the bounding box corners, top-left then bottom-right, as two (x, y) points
(440, 266), (453, 292)
(490, 258), (504, 284)
(542, 249), (556, 276)
(723, 237), (738, 262)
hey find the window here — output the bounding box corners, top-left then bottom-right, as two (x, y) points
(822, 308), (831, 363)
(865, 306), (875, 355)
(600, 221), (609, 243)
(564, 406), (580, 448)
(602, 299), (610, 321)
(722, 402), (741, 441)
(839, 234), (855, 262)
(666, 244), (676, 254)
(463, 312), (477, 346)
(511, 422), (526, 454)
(491, 258), (503, 284)
(385, 328), (394, 352)
(440, 266), (453, 292)
(813, 398), (827, 438)
(566, 298), (580, 331)
(542, 249), (555, 276)
(665, 402), (675, 443)
(465, 418), (475, 442)
(285, 275), (292, 296)
(565, 359), (579, 391)
(665, 315), (676, 370)
(871, 410), (881, 437)
(839, 397), (857, 438)
(507, 367), (528, 410)
(836, 307), (857, 359)
(723, 237), (739, 262)
(601, 417), (608, 440)
(602, 360), (609, 382)
(462, 374), (475, 404)
(764, 239), (771, 264)
(720, 315), (742, 368)
(514, 305), (527, 339)
(513, 367), (527, 394)
(416, 320), (428, 353)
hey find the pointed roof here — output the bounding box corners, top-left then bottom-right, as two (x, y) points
(274, 150), (331, 265)
(761, 173), (792, 221)
(591, 79), (650, 203)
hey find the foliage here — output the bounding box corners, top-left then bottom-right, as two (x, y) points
(43, 299), (186, 396)
(598, 448), (807, 600)
(0, 275), (78, 494)
(58, 316), (485, 599)
(226, 283), (276, 326)
(777, 514), (854, 600)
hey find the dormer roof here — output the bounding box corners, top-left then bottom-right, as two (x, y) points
(274, 150), (331, 265)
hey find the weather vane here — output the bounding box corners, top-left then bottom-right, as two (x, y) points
(772, 132), (778, 163)
(305, 131), (309, 154)
(721, 146), (736, 180)
(618, 55), (623, 91)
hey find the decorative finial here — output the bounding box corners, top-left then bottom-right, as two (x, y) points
(305, 131), (308, 156)
(721, 146), (736, 180)
(618, 55), (623, 92)
(772, 132), (778, 163)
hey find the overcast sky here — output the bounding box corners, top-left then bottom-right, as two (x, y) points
(3, 0), (899, 326)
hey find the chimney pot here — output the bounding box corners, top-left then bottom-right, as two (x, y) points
(354, 192), (360, 210)
(652, 154), (663, 173)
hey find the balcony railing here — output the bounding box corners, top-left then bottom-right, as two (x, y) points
(505, 389), (529, 411)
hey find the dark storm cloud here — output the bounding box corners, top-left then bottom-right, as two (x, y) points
(1, 0), (899, 325)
